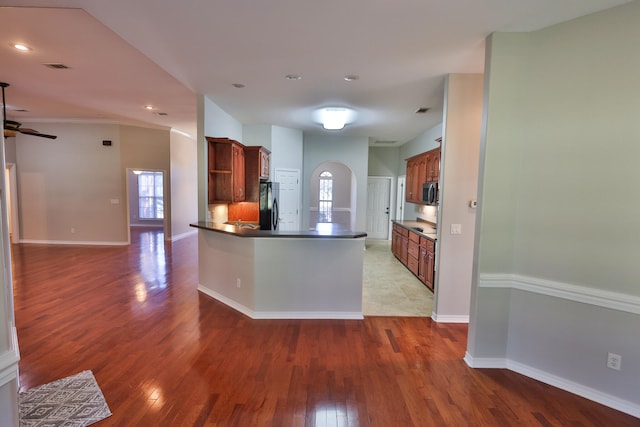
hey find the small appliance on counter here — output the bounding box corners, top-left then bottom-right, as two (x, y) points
(259, 181), (280, 230)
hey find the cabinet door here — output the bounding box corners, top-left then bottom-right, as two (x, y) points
(425, 249), (435, 291)
(405, 159), (418, 202)
(427, 148), (440, 182)
(400, 235), (408, 265)
(418, 246), (427, 283)
(417, 154), (427, 192)
(260, 148), (270, 180)
(232, 144), (245, 202)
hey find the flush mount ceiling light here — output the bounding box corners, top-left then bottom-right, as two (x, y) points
(322, 108), (349, 130)
(144, 105), (154, 110)
(12, 43), (31, 52)
(285, 74), (302, 81)
(343, 74), (359, 82)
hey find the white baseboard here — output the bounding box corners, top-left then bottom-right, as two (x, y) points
(20, 239), (128, 246)
(464, 353), (640, 418)
(198, 285), (364, 320)
(431, 313), (469, 323)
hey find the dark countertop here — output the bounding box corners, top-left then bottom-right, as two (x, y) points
(191, 221), (367, 239)
(392, 219), (437, 241)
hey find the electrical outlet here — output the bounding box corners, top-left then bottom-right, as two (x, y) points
(71, 228), (76, 234)
(236, 278), (241, 289)
(607, 352), (621, 371)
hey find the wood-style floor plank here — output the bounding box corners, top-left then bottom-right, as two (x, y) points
(12, 229), (639, 426)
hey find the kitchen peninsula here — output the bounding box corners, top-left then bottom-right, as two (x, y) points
(191, 222), (367, 319)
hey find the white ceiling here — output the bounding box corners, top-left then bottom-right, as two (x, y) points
(0, 0), (631, 144)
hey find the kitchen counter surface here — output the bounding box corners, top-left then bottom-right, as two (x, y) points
(392, 220), (437, 241)
(191, 221), (367, 239)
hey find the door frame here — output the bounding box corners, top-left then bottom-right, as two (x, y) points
(396, 175), (406, 223)
(366, 176), (393, 240)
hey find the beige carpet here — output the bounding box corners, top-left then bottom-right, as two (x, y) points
(363, 239), (433, 317)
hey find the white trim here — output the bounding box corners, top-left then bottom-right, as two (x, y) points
(254, 311), (363, 320)
(19, 239), (128, 246)
(431, 313), (469, 323)
(0, 349), (19, 388)
(479, 273), (640, 315)
(198, 285), (364, 320)
(464, 353), (640, 418)
(170, 229), (197, 242)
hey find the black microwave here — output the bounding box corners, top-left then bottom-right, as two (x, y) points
(422, 182), (438, 205)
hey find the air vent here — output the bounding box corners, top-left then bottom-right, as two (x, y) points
(13, 109), (29, 112)
(43, 63), (71, 69)
(374, 140), (396, 145)
(155, 112), (168, 116)
(415, 107), (429, 114)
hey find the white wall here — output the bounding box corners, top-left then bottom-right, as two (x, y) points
(468, 2), (640, 416)
(433, 74), (483, 322)
(170, 130), (198, 240)
(303, 134), (369, 231)
(270, 125), (303, 179)
(16, 122), (126, 244)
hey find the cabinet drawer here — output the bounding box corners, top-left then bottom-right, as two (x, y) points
(394, 224), (409, 237)
(409, 231), (420, 243)
(407, 255), (419, 275)
(420, 237), (435, 251)
(408, 240), (419, 259)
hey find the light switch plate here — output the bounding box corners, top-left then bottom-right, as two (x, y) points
(451, 224), (462, 234)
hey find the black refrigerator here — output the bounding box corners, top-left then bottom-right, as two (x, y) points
(259, 181), (280, 230)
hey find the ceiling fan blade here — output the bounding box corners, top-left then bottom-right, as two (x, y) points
(17, 128), (58, 139)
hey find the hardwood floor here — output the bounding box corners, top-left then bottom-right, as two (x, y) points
(12, 229), (639, 426)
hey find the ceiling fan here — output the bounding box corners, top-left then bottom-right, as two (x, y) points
(1, 82), (57, 140)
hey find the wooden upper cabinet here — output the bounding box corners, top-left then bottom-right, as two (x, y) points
(405, 145), (441, 204)
(426, 147), (440, 182)
(206, 137), (246, 204)
(243, 146), (271, 202)
(405, 154), (425, 204)
(232, 143), (245, 202)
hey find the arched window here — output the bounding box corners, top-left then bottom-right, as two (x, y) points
(318, 171), (333, 223)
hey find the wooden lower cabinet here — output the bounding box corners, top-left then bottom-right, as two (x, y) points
(391, 223), (435, 291)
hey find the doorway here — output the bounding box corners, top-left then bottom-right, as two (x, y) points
(126, 169), (166, 241)
(274, 168), (300, 231)
(366, 177), (392, 239)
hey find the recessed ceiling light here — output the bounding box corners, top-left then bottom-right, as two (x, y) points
(232, 83), (246, 88)
(144, 105), (154, 110)
(285, 74), (302, 81)
(343, 74), (359, 82)
(12, 43), (31, 52)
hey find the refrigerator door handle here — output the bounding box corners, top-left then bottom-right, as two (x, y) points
(272, 198), (279, 230)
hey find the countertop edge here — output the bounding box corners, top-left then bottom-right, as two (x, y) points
(392, 220), (437, 241)
(190, 222), (367, 239)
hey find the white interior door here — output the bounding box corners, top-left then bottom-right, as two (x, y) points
(366, 177), (391, 239)
(274, 169), (300, 231)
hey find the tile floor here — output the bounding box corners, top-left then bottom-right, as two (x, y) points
(362, 239), (433, 317)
